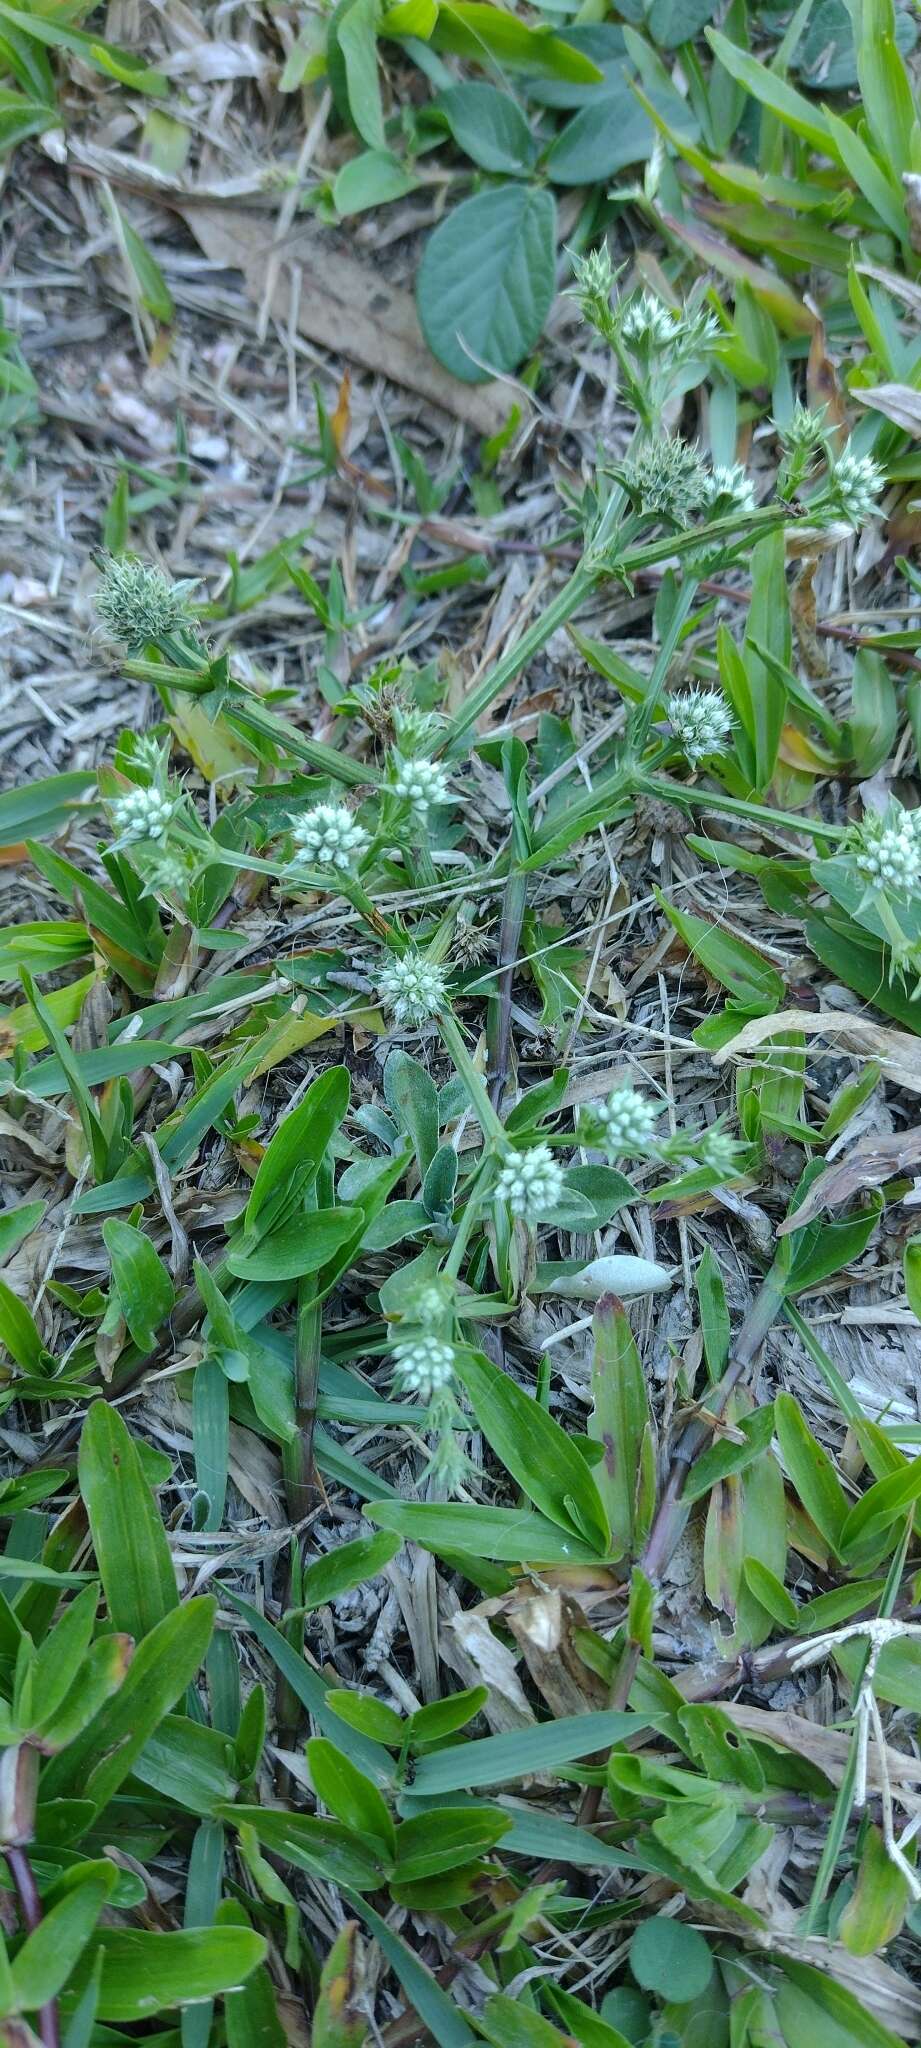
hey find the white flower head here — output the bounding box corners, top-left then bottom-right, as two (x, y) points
(854, 804), (921, 893)
(391, 755), (451, 815)
(569, 244), (617, 332)
(702, 463), (756, 517)
(391, 1333), (455, 1400)
(619, 291), (676, 353)
(495, 1142), (564, 1225)
(109, 785), (176, 844)
(289, 801), (369, 872)
(664, 687), (735, 765)
(596, 1084), (660, 1154)
(409, 1283), (450, 1328)
(95, 556), (194, 653)
(827, 448), (885, 528)
(379, 949), (447, 1026)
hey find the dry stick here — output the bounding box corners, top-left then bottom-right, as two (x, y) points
(7, 1845), (60, 2048)
(577, 1260), (789, 1826)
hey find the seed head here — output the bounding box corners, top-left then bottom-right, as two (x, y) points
(495, 1142), (564, 1224)
(596, 1084), (660, 1153)
(779, 402), (828, 457)
(570, 245), (617, 334)
(391, 1334), (456, 1399)
(109, 785), (176, 844)
(379, 950), (447, 1026)
(826, 448), (885, 528)
(664, 687), (734, 765)
(95, 556), (194, 653)
(620, 438), (710, 521)
(289, 802), (369, 871)
(391, 755), (451, 814)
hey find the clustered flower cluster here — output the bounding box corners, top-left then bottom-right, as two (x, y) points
(378, 950), (448, 1026)
(289, 802), (369, 872)
(619, 438), (756, 525)
(388, 1279), (471, 1491)
(663, 687), (735, 765)
(494, 1142), (564, 1225)
(852, 802), (921, 894)
(109, 785), (176, 845)
(580, 1082), (746, 1184)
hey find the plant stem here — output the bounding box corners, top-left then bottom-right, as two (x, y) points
(8, 1843), (59, 2048)
(437, 1008), (506, 1145)
(635, 770), (848, 842)
(626, 575), (701, 756)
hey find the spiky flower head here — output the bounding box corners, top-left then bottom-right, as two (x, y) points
(853, 803), (921, 894)
(701, 463), (756, 517)
(95, 556), (194, 653)
(288, 802), (369, 872)
(109, 785), (176, 844)
(620, 438), (710, 522)
(495, 1142), (564, 1225)
(826, 448), (885, 528)
(379, 949), (447, 1026)
(618, 293), (718, 367)
(618, 291), (676, 353)
(696, 1129), (746, 1179)
(664, 687), (734, 765)
(569, 244), (617, 334)
(779, 402), (828, 458)
(391, 1333), (456, 1399)
(391, 755), (451, 815)
(595, 1084), (660, 1153)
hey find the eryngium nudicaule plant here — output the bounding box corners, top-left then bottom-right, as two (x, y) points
(95, 554), (197, 652)
(288, 802), (370, 870)
(378, 950), (447, 1025)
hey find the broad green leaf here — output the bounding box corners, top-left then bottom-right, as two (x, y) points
(132, 1715), (239, 1815)
(41, 1597), (216, 1813)
(226, 1206), (360, 1281)
(545, 64), (655, 183)
(393, 1806), (509, 1880)
(334, 147), (420, 214)
(367, 1499), (600, 1563)
(300, 1530), (400, 1611)
(0, 1279), (48, 1376)
(432, 82), (536, 172)
(706, 27), (832, 150)
(776, 1958), (905, 2048)
(10, 1866), (114, 2010)
(417, 185), (556, 384)
(655, 892), (783, 1012)
(774, 1392), (848, 1556)
(244, 1067), (349, 1239)
(840, 1460), (921, 1557)
(427, 4), (603, 81)
(629, 1917), (713, 2000)
(409, 1709), (655, 1793)
(588, 1296), (654, 1556)
(478, 1995), (569, 2046)
(839, 1824), (911, 1956)
(454, 1348), (611, 1553)
(88, 1926), (265, 2021)
(695, 1247), (730, 1382)
(850, 649), (898, 776)
(220, 1900), (287, 2048)
(409, 1688), (486, 1744)
(308, 1739), (397, 1856)
(0, 771), (95, 848)
(310, 1922), (367, 2048)
(336, 0), (385, 148)
(349, 1894), (476, 2046)
(383, 1048), (439, 1174)
(78, 1402), (178, 1638)
(226, 1806), (388, 1889)
(101, 1217), (175, 1353)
